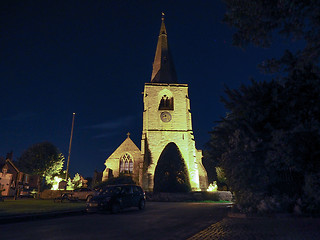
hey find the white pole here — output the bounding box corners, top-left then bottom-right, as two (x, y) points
(65, 113), (75, 180)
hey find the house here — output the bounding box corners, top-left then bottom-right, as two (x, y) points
(0, 153), (39, 197)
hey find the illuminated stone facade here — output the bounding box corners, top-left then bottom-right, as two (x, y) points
(141, 83), (208, 191)
(103, 134), (143, 184)
(103, 16), (208, 191)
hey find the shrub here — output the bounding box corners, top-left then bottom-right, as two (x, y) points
(94, 174), (135, 189)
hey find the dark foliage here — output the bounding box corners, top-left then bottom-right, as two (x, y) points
(154, 143), (191, 193)
(223, 0), (320, 71)
(202, 149), (218, 184)
(209, 66), (320, 213)
(86, 177), (93, 188)
(94, 174), (136, 189)
(18, 142), (63, 193)
(18, 142), (61, 176)
(207, 0), (320, 214)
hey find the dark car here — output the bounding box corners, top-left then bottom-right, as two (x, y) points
(86, 184), (146, 213)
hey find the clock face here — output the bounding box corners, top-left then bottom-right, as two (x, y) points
(160, 112), (172, 122)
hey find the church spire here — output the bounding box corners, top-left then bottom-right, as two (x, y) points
(151, 13), (178, 84)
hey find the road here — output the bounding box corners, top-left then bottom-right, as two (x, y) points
(0, 202), (230, 240)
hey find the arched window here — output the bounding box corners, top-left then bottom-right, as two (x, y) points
(158, 95), (174, 110)
(119, 153), (134, 173)
(129, 159), (133, 172)
(124, 160), (129, 171)
(119, 160), (124, 172)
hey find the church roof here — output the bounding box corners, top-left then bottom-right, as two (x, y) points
(106, 133), (141, 160)
(150, 14), (178, 84)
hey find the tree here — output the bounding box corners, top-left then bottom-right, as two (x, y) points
(86, 177), (93, 188)
(93, 174), (136, 190)
(154, 143), (191, 193)
(215, 167), (227, 190)
(209, 80), (278, 210)
(204, 119), (233, 189)
(18, 142), (65, 195)
(209, 63), (320, 212)
(209, 65), (320, 213)
(44, 156), (64, 187)
(206, 0), (320, 214)
(223, 0), (320, 73)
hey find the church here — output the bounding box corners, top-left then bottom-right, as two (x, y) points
(102, 16), (208, 191)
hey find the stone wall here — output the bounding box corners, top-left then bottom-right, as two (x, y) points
(146, 191), (232, 202)
(103, 137), (143, 183)
(142, 83), (208, 191)
(40, 189), (70, 199)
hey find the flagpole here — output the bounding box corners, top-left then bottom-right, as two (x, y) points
(65, 113), (75, 180)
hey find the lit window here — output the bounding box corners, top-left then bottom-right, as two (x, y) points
(124, 161), (129, 171)
(119, 160), (124, 172)
(119, 153), (134, 173)
(129, 160), (133, 172)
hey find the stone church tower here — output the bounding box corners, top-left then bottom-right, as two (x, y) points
(103, 16), (208, 191)
(141, 16), (208, 191)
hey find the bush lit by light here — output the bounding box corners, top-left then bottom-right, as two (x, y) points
(50, 176), (63, 190)
(49, 173), (87, 190)
(207, 181), (218, 192)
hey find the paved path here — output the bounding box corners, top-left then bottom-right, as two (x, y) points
(0, 202), (229, 240)
(2, 201), (319, 239)
(188, 215), (320, 240)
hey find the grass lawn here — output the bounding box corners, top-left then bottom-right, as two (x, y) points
(200, 200), (232, 203)
(185, 200), (232, 203)
(0, 199), (85, 217)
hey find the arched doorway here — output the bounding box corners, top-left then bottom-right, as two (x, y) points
(153, 142), (191, 192)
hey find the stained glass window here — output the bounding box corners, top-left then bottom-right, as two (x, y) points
(129, 160), (133, 172)
(119, 153), (134, 173)
(119, 160), (124, 172)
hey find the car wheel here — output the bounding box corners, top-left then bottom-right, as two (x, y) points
(138, 199), (145, 210)
(111, 203), (120, 214)
(86, 195), (93, 202)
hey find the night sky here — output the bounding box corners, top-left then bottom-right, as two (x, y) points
(1, 1), (289, 178)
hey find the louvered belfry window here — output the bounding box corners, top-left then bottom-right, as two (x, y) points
(158, 95), (174, 110)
